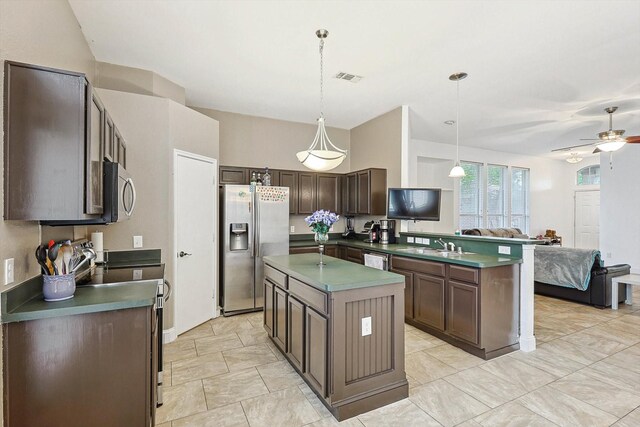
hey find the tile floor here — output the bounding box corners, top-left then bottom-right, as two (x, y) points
(158, 289), (640, 426)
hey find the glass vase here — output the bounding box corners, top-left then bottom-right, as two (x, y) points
(314, 231), (329, 266)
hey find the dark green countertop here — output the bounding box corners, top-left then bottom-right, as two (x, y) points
(288, 238), (521, 268)
(264, 254), (405, 292)
(1, 276), (157, 323)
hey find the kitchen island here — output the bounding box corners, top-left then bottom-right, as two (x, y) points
(263, 254), (408, 421)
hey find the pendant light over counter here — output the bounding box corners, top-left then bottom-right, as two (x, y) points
(296, 29), (347, 172)
(448, 72), (468, 178)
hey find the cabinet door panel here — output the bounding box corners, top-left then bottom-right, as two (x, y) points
(357, 170), (371, 214)
(279, 171), (298, 214)
(317, 174), (340, 212)
(414, 273), (445, 331)
(447, 280), (479, 345)
(263, 280), (274, 336)
(219, 166), (248, 185)
(298, 173), (317, 214)
(346, 173), (357, 215)
(346, 247), (363, 264)
(87, 88), (105, 214)
(391, 268), (414, 320)
(287, 296), (305, 372)
(305, 307), (327, 397)
(324, 245), (338, 258)
(104, 111), (115, 162)
(118, 137), (127, 169)
(273, 285), (287, 352)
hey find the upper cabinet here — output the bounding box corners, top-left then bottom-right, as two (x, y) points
(317, 173), (341, 213)
(297, 172), (317, 214)
(4, 61), (106, 221)
(350, 168), (387, 216)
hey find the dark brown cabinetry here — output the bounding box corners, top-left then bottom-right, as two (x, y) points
(346, 173), (358, 214)
(264, 279), (274, 336)
(279, 171), (298, 214)
(219, 166), (249, 185)
(273, 285), (288, 352)
(392, 255), (518, 359)
(345, 169), (387, 215)
(297, 172), (317, 214)
(3, 306), (156, 426)
(290, 245), (338, 258)
(317, 173), (341, 212)
(88, 91), (106, 214)
(346, 247), (363, 264)
(263, 260), (407, 420)
(104, 111), (116, 161)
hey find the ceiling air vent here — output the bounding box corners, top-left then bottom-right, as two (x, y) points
(334, 72), (363, 83)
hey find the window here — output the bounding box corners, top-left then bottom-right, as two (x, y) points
(459, 163), (530, 233)
(511, 167), (530, 232)
(577, 165), (600, 185)
(459, 162), (483, 229)
(487, 164), (508, 228)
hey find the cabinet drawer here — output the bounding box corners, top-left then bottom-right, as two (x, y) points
(265, 265), (288, 289)
(346, 247), (363, 264)
(289, 278), (327, 315)
(449, 265), (479, 284)
(391, 256), (445, 277)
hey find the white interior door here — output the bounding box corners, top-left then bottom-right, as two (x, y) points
(174, 150), (217, 335)
(575, 190), (600, 249)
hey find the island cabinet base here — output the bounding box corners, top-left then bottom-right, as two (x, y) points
(263, 261), (408, 421)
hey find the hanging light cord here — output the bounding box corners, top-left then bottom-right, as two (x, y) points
(319, 37), (324, 120)
(456, 78), (460, 163)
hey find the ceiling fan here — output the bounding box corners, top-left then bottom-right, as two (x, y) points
(552, 106), (640, 154)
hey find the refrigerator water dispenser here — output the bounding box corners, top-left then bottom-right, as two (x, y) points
(230, 223), (248, 251)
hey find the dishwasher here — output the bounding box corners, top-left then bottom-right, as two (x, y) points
(363, 251), (390, 271)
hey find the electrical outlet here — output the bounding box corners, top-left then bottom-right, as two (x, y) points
(132, 269), (143, 280)
(415, 237), (424, 244)
(498, 246), (511, 255)
(290, 226), (295, 233)
(607, 252), (612, 259)
(361, 316), (372, 336)
(407, 237), (414, 243)
(424, 238), (430, 245)
(133, 235), (143, 248)
(4, 258), (14, 285)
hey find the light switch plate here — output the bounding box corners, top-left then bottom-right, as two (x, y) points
(415, 237), (424, 244)
(133, 235), (143, 248)
(407, 237), (414, 243)
(4, 258), (14, 285)
(424, 238), (430, 245)
(361, 316), (372, 336)
(290, 226), (295, 233)
(498, 246), (511, 255)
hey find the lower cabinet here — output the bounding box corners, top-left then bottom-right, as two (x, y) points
(446, 280), (479, 345)
(413, 273), (445, 331)
(290, 245), (338, 257)
(273, 285), (288, 352)
(390, 268), (413, 320)
(264, 279), (274, 336)
(305, 307), (328, 397)
(287, 296), (305, 372)
(346, 247), (363, 264)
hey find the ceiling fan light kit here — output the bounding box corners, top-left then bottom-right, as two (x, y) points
(297, 29), (347, 172)
(565, 153), (583, 164)
(448, 72), (468, 178)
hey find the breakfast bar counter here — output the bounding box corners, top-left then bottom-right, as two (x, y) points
(262, 254), (408, 421)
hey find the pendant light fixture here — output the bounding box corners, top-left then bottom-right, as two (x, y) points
(565, 153), (583, 164)
(448, 72), (468, 178)
(296, 29), (347, 171)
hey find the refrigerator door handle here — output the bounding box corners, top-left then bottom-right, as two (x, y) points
(250, 194), (256, 257)
(255, 191), (261, 258)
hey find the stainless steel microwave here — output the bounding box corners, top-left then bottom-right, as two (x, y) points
(42, 161), (136, 225)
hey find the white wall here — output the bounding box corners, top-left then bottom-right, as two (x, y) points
(600, 147), (639, 273)
(408, 138), (575, 243)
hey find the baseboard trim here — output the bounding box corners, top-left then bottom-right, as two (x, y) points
(163, 327), (177, 344)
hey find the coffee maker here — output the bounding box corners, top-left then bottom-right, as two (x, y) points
(342, 216), (356, 239)
(363, 221), (380, 243)
(379, 219), (396, 244)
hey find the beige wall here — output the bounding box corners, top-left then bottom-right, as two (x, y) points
(89, 89), (219, 329)
(350, 107), (403, 189)
(96, 61), (186, 105)
(194, 108), (351, 173)
(0, 0), (96, 287)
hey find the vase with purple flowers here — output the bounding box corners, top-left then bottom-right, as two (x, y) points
(304, 209), (339, 266)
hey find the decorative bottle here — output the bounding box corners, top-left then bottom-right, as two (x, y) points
(256, 173), (263, 186)
(263, 167), (271, 186)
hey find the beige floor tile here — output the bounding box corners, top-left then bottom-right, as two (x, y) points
(561, 329), (629, 355)
(547, 311), (611, 328)
(245, 311), (266, 328)
(535, 316), (584, 335)
(163, 363), (172, 386)
(603, 343), (640, 374)
(298, 382), (333, 419)
(241, 386), (321, 427)
(549, 370), (640, 417)
(256, 360), (305, 392)
(172, 351), (229, 385)
(265, 339), (287, 361)
(164, 338), (198, 363)
(508, 346), (586, 378)
(587, 324), (640, 346)
(456, 421), (483, 427)
(404, 323), (419, 333)
(539, 339), (608, 365)
(305, 416), (365, 426)
(473, 401), (556, 426)
(223, 344), (278, 371)
(203, 367), (269, 409)
(409, 379), (489, 426)
(172, 402), (249, 427)
(195, 332), (244, 356)
(237, 327), (271, 346)
(480, 356), (556, 391)
(582, 360), (640, 394)
(424, 344), (485, 370)
(613, 406), (640, 427)
(155, 379), (207, 424)
(211, 315), (254, 335)
(534, 326), (568, 343)
(155, 423), (171, 427)
(179, 322), (215, 340)
(405, 350), (457, 384)
(357, 399), (440, 427)
(444, 366), (527, 408)
(404, 331), (442, 353)
(518, 386), (618, 427)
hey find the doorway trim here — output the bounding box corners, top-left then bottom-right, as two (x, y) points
(172, 149), (219, 338)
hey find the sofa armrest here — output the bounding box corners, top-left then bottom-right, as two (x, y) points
(602, 264), (632, 277)
(590, 264), (630, 307)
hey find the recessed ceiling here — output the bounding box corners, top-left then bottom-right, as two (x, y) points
(69, 0), (640, 157)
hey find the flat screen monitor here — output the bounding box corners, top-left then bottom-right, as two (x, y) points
(387, 188), (441, 221)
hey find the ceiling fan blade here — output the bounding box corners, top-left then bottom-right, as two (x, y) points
(627, 135), (640, 143)
(593, 147), (601, 154)
(551, 142), (596, 152)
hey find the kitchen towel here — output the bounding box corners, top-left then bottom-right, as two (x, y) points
(91, 232), (104, 263)
(364, 253), (385, 270)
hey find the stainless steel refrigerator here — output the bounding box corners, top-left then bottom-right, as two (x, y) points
(220, 185), (289, 315)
